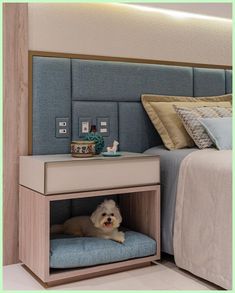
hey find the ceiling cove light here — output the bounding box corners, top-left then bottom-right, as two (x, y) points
(115, 3), (231, 22)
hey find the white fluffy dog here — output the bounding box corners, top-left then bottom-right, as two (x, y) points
(50, 199), (125, 243)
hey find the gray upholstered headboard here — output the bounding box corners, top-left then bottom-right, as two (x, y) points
(31, 54), (232, 155)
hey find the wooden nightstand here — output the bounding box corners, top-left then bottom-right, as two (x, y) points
(19, 152), (160, 286)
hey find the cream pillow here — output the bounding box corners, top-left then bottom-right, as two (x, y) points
(141, 94), (232, 150)
(142, 94), (232, 103)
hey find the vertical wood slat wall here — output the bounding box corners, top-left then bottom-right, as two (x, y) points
(3, 3), (28, 265)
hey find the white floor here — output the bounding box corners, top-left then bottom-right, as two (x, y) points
(3, 258), (221, 291)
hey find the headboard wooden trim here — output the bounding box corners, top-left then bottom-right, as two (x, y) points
(28, 52), (33, 154)
(28, 50), (232, 154)
(29, 50), (232, 70)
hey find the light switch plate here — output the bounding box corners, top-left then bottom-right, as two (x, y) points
(97, 117), (110, 137)
(79, 117), (92, 136)
(56, 117), (70, 138)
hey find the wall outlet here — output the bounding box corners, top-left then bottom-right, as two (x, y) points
(79, 117), (92, 136)
(82, 121), (90, 133)
(56, 118), (70, 138)
(97, 117), (110, 137)
(59, 121), (67, 127)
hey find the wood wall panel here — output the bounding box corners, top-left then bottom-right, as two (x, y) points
(3, 3), (28, 265)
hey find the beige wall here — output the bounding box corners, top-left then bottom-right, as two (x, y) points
(28, 3), (232, 65)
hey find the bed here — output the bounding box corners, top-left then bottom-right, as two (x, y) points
(30, 52), (232, 289)
(144, 145), (198, 254)
(145, 146), (232, 289)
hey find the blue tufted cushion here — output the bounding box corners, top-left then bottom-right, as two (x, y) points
(119, 102), (162, 152)
(50, 231), (156, 268)
(72, 59), (193, 101)
(32, 57), (71, 155)
(193, 68), (225, 97)
(32, 57), (231, 155)
(225, 70), (232, 94)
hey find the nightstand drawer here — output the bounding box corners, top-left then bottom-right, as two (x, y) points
(20, 153), (160, 195)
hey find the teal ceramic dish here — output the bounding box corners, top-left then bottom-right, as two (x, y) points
(101, 152), (122, 157)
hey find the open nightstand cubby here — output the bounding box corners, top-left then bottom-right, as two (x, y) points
(19, 152), (160, 287)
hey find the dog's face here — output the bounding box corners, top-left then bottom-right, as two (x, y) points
(90, 199), (122, 232)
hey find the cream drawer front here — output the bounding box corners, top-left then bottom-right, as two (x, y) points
(45, 158), (159, 194)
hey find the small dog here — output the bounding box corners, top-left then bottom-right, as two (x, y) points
(50, 199), (125, 243)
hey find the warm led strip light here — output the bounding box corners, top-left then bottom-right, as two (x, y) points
(115, 3), (232, 22)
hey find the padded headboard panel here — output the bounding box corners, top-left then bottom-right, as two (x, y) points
(32, 57), (71, 154)
(71, 60), (193, 101)
(31, 56), (232, 155)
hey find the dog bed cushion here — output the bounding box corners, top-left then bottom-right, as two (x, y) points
(50, 231), (156, 268)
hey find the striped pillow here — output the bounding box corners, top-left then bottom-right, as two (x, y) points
(174, 106), (232, 149)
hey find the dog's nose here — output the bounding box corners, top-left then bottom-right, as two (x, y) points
(107, 217), (112, 222)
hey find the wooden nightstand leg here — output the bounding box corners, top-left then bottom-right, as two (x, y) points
(19, 186), (50, 282)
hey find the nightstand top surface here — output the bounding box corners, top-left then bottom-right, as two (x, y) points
(20, 152), (159, 163)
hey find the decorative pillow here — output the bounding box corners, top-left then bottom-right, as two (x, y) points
(174, 106), (232, 149)
(141, 94), (232, 104)
(199, 117), (232, 150)
(141, 93), (232, 150)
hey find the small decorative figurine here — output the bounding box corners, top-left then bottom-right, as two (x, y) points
(107, 140), (119, 153)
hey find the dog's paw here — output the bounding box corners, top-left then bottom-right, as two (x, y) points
(116, 231), (125, 243)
